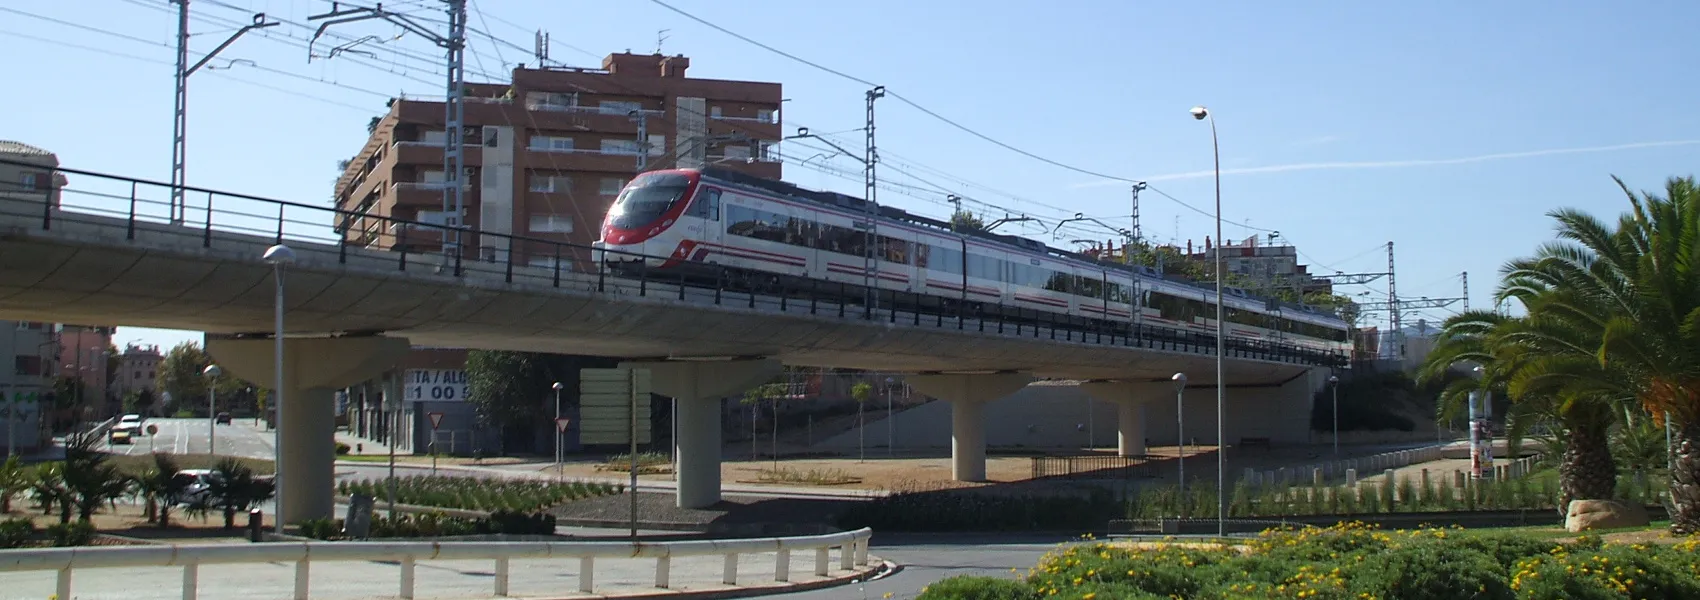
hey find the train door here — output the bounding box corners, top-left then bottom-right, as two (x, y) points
(683, 187), (724, 259)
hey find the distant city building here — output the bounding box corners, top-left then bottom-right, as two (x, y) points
(1185, 235), (1334, 297)
(0, 140), (67, 207)
(55, 325), (114, 418)
(114, 343), (163, 401)
(0, 320), (55, 450)
(331, 52), (784, 268)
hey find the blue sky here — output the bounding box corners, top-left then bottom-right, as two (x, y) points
(4, 0), (1698, 352)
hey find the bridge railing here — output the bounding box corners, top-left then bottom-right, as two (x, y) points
(1031, 454), (1158, 480)
(0, 159), (1346, 369)
(1, 527), (874, 600)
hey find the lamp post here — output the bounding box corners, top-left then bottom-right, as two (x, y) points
(1190, 105), (1227, 536)
(1328, 375), (1340, 455)
(1171, 372), (1187, 517)
(884, 376), (895, 457)
(262, 243), (295, 535)
(551, 381), (564, 482)
(203, 364), (221, 456)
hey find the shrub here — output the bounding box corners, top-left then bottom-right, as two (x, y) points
(340, 475), (616, 512)
(0, 517), (35, 548)
(1348, 540), (1513, 600)
(914, 575), (1039, 600)
(45, 521), (96, 547)
(334, 442), (352, 456)
(297, 517), (342, 540)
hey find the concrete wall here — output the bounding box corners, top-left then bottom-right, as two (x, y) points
(813, 372), (1325, 451)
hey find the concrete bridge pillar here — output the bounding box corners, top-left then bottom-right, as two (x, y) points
(905, 373), (1033, 482)
(205, 336), (411, 525)
(1080, 381), (1170, 457)
(619, 359), (781, 509)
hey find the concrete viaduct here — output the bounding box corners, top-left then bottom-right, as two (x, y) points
(0, 166), (1339, 522)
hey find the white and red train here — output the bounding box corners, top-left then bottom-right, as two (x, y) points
(594, 168), (1351, 357)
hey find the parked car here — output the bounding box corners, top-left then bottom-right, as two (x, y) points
(109, 429), (132, 445)
(215, 412), (232, 425)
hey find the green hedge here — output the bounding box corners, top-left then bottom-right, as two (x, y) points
(917, 524), (1700, 600)
(336, 475), (618, 512)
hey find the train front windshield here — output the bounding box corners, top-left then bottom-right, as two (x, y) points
(607, 173), (690, 230)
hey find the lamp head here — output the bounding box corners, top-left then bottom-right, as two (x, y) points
(1189, 106), (1209, 120)
(1328, 375), (1338, 384)
(203, 364), (222, 377)
(263, 244), (297, 264)
(1171, 372), (1187, 384)
(792, 126), (810, 138)
(551, 381), (564, 391)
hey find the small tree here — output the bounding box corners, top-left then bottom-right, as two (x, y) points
(950, 210), (986, 233)
(137, 453), (188, 526)
(0, 456), (30, 513)
(61, 436), (131, 522)
(207, 457), (274, 529)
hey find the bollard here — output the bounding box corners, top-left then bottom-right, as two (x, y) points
(1454, 470), (1466, 488)
(1244, 468), (1257, 486)
(578, 557), (595, 593)
(248, 509), (264, 542)
(1313, 468), (1323, 487)
(655, 556), (671, 589)
(1346, 468), (1358, 488)
(775, 549), (791, 582)
(1421, 468), (1430, 491)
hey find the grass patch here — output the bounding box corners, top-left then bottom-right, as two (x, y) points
(336, 475), (618, 513)
(919, 523), (1700, 600)
(749, 467), (861, 486)
(595, 452), (672, 474)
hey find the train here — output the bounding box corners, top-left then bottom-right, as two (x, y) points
(592, 167), (1352, 357)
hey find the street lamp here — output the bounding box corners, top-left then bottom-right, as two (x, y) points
(1327, 374), (1340, 456)
(1171, 372), (1187, 516)
(551, 381), (564, 481)
(1190, 104), (1227, 536)
(203, 363), (222, 456)
(262, 243), (295, 535)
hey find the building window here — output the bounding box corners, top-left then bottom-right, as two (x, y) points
(756, 109), (775, 123)
(757, 140), (778, 161)
(483, 127), (499, 147)
(528, 214), (574, 233)
(525, 91), (578, 110)
(14, 356), (40, 377)
(420, 130), (447, 145)
(723, 145), (752, 159)
(531, 174), (570, 193)
(710, 106), (723, 117)
(646, 135), (666, 157)
(529, 135), (574, 152)
(600, 139), (640, 155)
(20, 173), (37, 190)
(598, 100), (641, 115)
(421, 170), (447, 183)
(600, 177), (627, 196)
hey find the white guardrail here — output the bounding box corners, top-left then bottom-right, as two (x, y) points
(0, 527), (875, 600)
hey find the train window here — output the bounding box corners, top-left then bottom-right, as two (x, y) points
(1105, 281), (1128, 304)
(880, 237), (910, 264)
(914, 243), (930, 269)
(931, 245), (962, 274)
(687, 189), (721, 220)
(1042, 271), (1071, 294)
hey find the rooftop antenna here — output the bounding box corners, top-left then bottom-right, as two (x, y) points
(534, 30), (550, 65)
(656, 29), (671, 54)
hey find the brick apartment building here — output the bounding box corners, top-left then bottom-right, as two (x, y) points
(331, 52), (784, 269)
(114, 343), (163, 404)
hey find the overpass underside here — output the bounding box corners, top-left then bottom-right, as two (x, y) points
(0, 177), (1336, 518)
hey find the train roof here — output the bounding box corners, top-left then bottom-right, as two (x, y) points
(696, 167), (1345, 325)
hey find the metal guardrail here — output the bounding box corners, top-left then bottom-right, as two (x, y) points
(0, 158), (1345, 369)
(0, 527), (875, 600)
(1031, 454), (1158, 480)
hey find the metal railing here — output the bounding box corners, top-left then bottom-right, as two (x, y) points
(0, 527), (874, 600)
(0, 159), (1346, 369)
(1031, 454), (1158, 480)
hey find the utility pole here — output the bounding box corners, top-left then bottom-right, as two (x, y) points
(1387, 241), (1399, 361)
(310, 1), (468, 266)
(863, 86), (886, 319)
(169, 1), (278, 225)
(1129, 182), (1145, 245)
(1129, 182), (1146, 336)
(1460, 271), (1469, 312)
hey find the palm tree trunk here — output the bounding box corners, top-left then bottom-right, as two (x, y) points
(1670, 422), (1700, 535)
(1559, 419), (1617, 510)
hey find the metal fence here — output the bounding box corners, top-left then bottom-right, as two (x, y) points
(0, 158), (1345, 368)
(1031, 454), (1158, 480)
(0, 527), (874, 600)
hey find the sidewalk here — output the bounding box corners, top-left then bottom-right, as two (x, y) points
(7, 547), (885, 600)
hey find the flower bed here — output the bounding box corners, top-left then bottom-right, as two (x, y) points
(336, 475), (618, 513)
(916, 523), (1700, 600)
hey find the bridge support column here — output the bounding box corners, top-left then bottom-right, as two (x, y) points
(619, 359), (782, 509)
(205, 336), (411, 525)
(1080, 382), (1170, 457)
(905, 374), (1033, 482)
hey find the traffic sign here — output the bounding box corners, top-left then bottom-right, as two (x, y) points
(146, 424), (158, 435)
(427, 412), (445, 430)
(578, 368), (651, 445)
(555, 417), (572, 433)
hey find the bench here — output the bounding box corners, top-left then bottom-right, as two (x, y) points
(1239, 437), (1272, 450)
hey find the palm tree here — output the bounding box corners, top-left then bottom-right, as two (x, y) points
(139, 453), (188, 527)
(60, 436), (132, 522)
(206, 457), (274, 529)
(1418, 310), (1620, 510)
(0, 456), (31, 514)
(1497, 176), (1700, 534)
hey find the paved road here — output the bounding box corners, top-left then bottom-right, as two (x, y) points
(767, 534), (1067, 600)
(106, 417), (277, 460)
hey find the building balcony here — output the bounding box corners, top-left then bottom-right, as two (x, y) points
(390, 141), (484, 167)
(521, 106), (663, 135)
(391, 181), (474, 207)
(710, 114), (781, 139)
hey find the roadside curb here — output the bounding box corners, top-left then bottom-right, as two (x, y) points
(531, 557), (895, 600)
